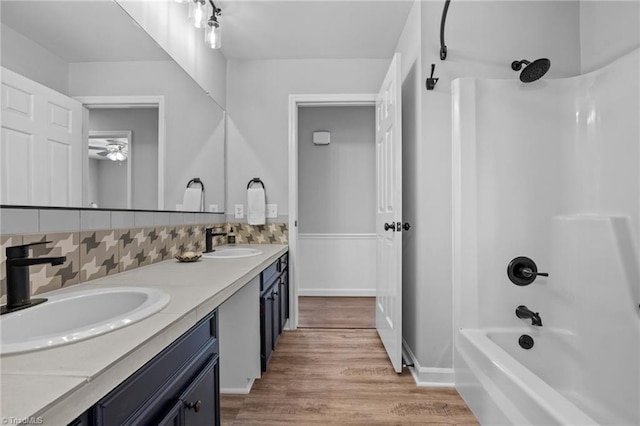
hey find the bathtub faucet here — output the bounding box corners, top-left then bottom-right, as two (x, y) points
(516, 305), (543, 326)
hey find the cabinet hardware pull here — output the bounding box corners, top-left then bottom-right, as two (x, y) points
(186, 400), (202, 413)
(273, 291), (279, 296)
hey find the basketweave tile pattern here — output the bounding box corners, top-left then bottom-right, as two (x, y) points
(22, 233), (80, 295)
(79, 230), (119, 282)
(1, 222), (288, 298)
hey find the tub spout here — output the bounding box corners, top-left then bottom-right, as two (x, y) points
(516, 305), (543, 326)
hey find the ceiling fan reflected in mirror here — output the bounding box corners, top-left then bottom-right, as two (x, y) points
(88, 138), (129, 162)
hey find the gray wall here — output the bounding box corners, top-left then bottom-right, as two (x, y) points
(1, 24), (69, 95)
(96, 159), (129, 209)
(298, 106), (375, 234)
(226, 58), (390, 217)
(70, 61), (226, 212)
(88, 108), (159, 210)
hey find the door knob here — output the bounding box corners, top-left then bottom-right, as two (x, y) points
(384, 222), (396, 231)
(402, 222), (411, 231)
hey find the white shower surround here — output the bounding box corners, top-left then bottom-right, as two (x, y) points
(452, 49), (640, 425)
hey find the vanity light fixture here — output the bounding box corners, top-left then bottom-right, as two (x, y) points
(192, 0), (208, 29)
(205, 2), (222, 49)
(179, 0), (222, 49)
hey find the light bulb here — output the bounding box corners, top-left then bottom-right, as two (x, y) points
(205, 20), (221, 49)
(193, 0), (207, 29)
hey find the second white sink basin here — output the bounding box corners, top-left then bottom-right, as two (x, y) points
(202, 246), (263, 259)
(0, 287), (170, 355)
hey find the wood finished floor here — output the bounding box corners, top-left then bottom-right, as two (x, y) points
(220, 298), (478, 425)
(298, 297), (376, 329)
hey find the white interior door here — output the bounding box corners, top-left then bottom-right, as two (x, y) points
(1, 67), (82, 206)
(375, 53), (403, 373)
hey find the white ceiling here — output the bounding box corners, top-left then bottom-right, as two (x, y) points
(1, 1), (412, 63)
(218, 0), (414, 59)
(0, 1), (170, 62)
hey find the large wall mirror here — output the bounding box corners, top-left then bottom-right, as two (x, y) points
(0, 0), (225, 212)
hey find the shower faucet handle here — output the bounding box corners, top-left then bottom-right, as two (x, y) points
(521, 267), (548, 279)
(507, 256), (549, 286)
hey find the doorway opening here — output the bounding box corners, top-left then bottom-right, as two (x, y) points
(287, 94), (376, 331)
(295, 104), (377, 329)
(76, 96), (165, 210)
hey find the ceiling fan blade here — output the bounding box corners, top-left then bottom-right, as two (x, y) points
(97, 151), (109, 157)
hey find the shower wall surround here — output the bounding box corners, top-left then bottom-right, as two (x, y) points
(0, 208), (287, 298)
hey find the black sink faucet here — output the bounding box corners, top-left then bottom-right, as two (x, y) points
(204, 227), (227, 253)
(2, 241), (66, 315)
(515, 305), (543, 326)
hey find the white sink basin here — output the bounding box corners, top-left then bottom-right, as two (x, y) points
(201, 247), (263, 259)
(0, 287), (170, 355)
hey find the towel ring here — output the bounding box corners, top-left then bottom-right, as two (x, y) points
(187, 178), (205, 191)
(247, 177), (265, 190)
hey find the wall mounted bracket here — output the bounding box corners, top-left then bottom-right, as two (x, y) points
(426, 64), (439, 90)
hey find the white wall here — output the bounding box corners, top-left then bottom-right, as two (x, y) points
(298, 106), (375, 233)
(116, 0), (227, 109)
(88, 108), (159, 210)
(0, 24), (69, 95)
(226, 58), (390, 219)
(580, 1), (640, 73)
(69, 61), (225, 212)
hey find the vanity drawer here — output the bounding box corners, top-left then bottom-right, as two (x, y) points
(95, 310), (218, 425)
(261, 260), (279, 291)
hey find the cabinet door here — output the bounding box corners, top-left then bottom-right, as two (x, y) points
(272, 282), (281, 347)
(157, 401), (182, 426)
(260, 289), (273, 372)
(279, 271), (289, 331)
(180, 357), (219, 426)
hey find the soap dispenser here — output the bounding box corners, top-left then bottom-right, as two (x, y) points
(227, 227), (236, 245)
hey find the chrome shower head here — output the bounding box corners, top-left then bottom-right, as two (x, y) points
(511, 58), (551, 83)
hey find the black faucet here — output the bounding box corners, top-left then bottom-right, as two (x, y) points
(515, 305), (543, 326)
(204, 227), (227, 253)
(2, 241), (66, 315)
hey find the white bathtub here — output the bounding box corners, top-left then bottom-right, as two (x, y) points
(452, 48), (640, 426)
(456, 328), (639, 425)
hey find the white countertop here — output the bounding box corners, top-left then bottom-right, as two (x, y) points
(0, 244), (288, 425)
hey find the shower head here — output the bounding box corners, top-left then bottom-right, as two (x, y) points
(511, 58), (551, 83)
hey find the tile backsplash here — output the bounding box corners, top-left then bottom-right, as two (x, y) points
(0, 208), (288, 298)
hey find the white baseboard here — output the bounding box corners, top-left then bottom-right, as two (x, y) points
(402, 339), (454, 387)
(220, 378), (255, 395)
(298, 289), (376, 297)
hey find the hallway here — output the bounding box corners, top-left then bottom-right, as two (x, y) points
(220, 298), (477, 425)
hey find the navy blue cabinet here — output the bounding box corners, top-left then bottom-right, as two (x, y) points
(260, 253), (289, 372)
(71, 309), (219, 426)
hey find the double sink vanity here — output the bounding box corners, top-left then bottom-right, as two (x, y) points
(0, 244), (289, 425)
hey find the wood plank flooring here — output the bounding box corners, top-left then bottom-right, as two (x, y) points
(220, 328), (478, 424)
(298, 297), (375, 329)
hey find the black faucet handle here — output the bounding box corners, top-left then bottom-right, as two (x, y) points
(6, 241), (53, 259)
